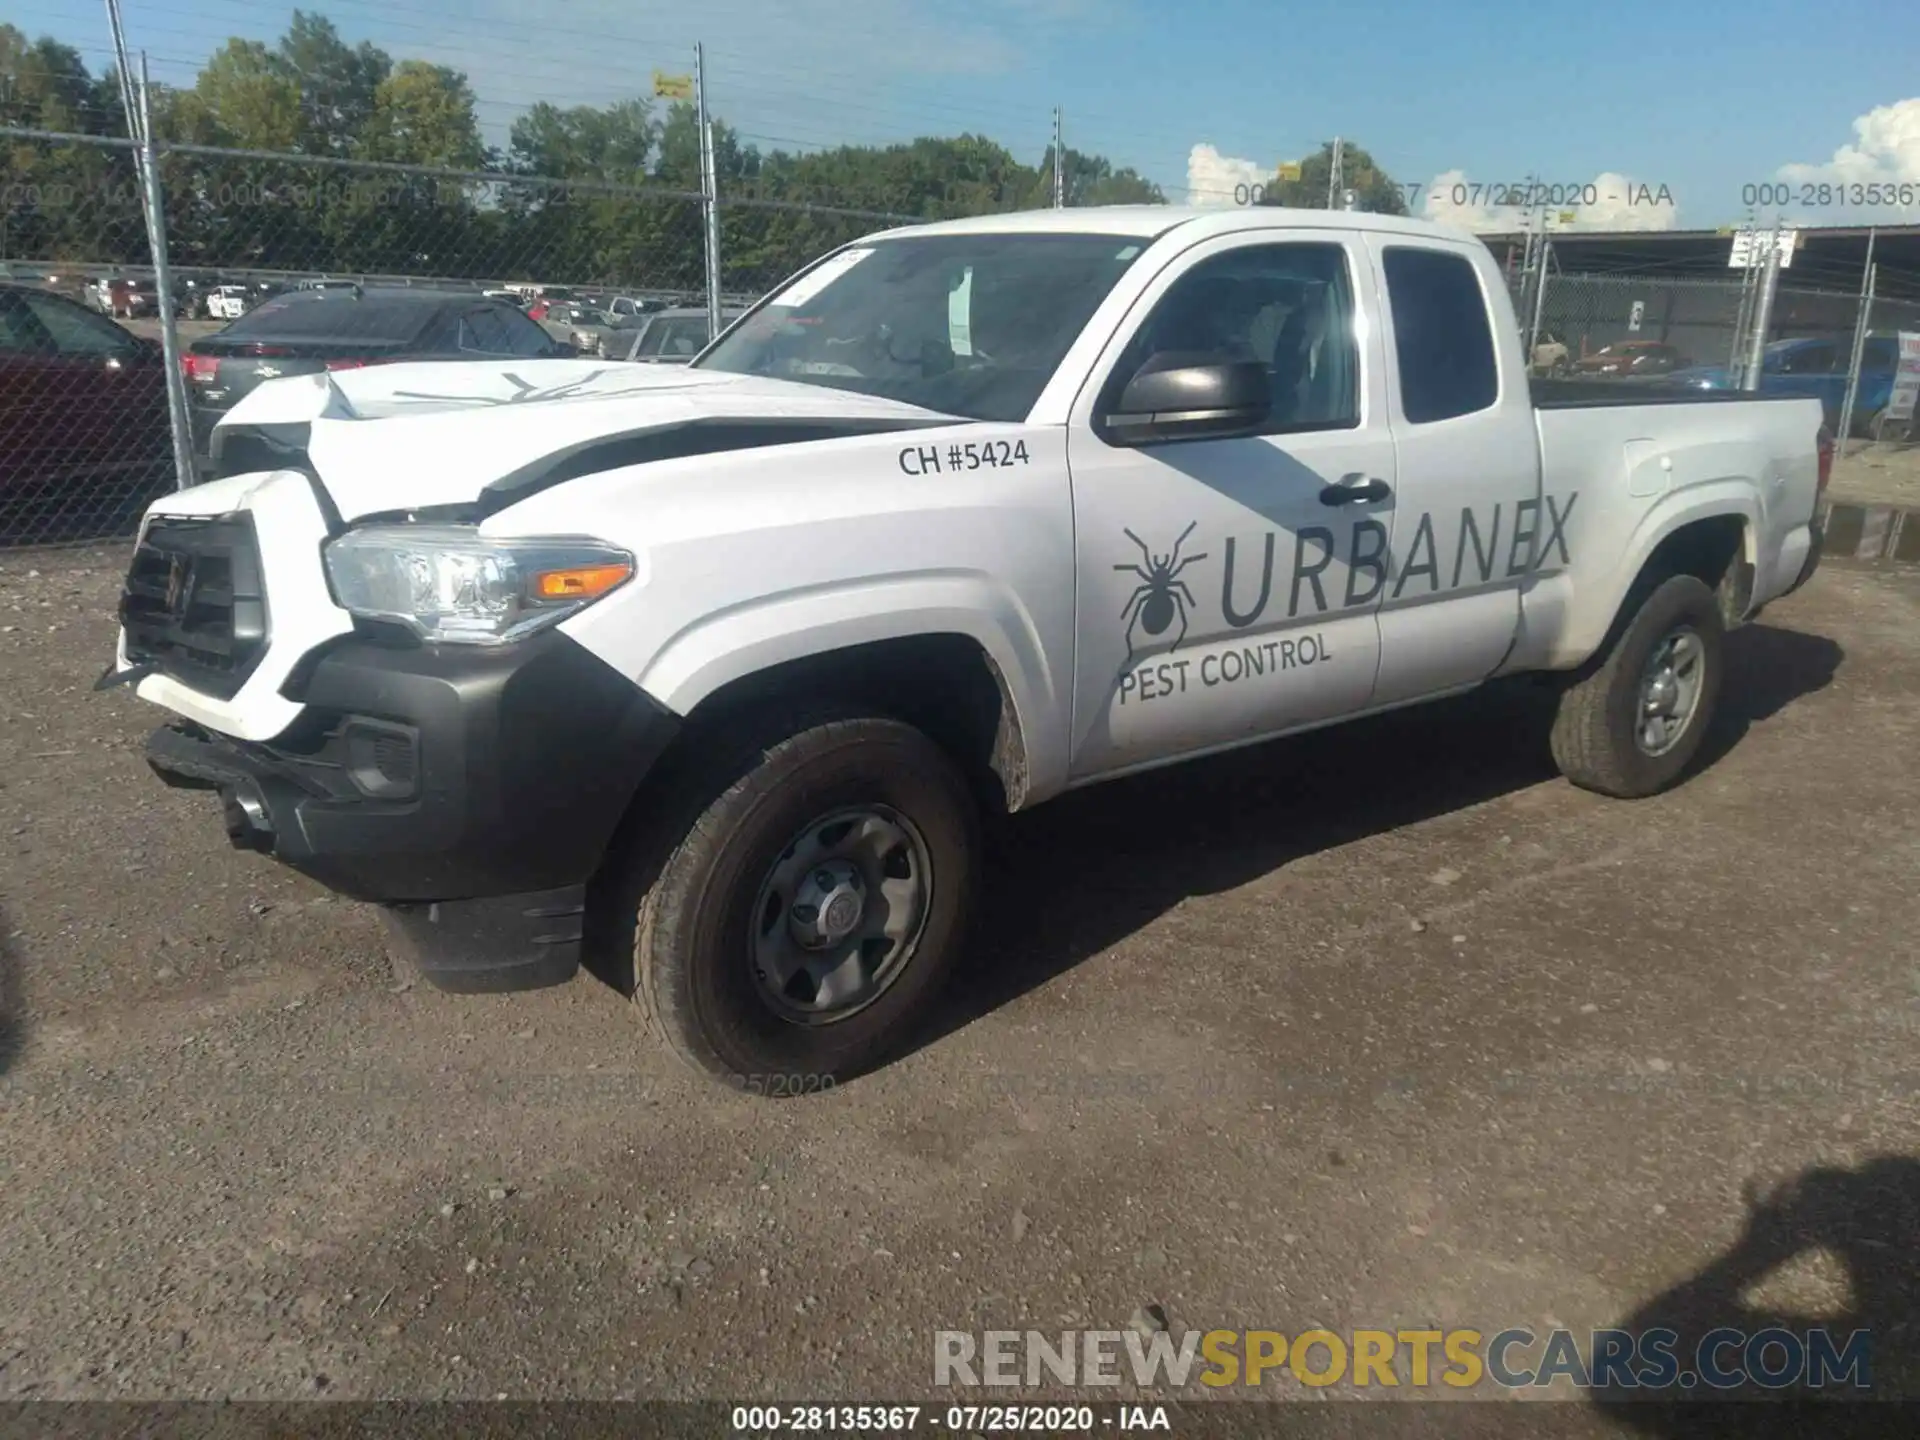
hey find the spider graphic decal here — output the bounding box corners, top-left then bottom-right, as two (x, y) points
(1116, 522), (1208, 662)
(387, 370), (682, 409)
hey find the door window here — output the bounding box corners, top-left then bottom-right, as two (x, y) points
(494, 304), (557, 356)
(1106, 242), (1359, 432)
(18, 292), (133, 356)
(1380, 246), (1498, 423)
(458, 308), (512, 354)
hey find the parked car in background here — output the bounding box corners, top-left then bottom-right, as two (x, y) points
(0, 282), (173, 539)
(616, 305), (747, 363)
(536, 300), (609, 350)
(526, 288), (576, 322)
(1667, 335), (1903, 435)
(206, 285), (252, 321)
(181, 288), (571, 476)
(562, 295), (676, 354)
(86, 277), (148, 319)
(1572, 340), (1689, 378)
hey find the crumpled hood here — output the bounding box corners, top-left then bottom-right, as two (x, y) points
(212, 358), (955, 522)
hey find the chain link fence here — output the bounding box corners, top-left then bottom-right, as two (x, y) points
(2, 123), (920, 547)
(7, 118), (1920, 548)
(1521, 270), (1920, 452)
(0, 128), (179, 543)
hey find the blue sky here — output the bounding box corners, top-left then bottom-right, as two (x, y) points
(20, 0), (1920, 229)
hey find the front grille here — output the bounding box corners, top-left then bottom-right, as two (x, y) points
(121, 513), (270, 699)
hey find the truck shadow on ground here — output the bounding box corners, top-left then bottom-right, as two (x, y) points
(0, 901), (25, 1078)
(1589, 1155), (1918, 1432)
(918, 620), (1844, 1054)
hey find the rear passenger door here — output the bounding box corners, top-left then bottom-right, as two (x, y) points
(1362, 238), (1545, 708)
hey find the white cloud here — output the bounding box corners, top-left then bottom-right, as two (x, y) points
(1185, 144), (1269, 208)
(1779, 97), (1920, 186)
(1757, 99), (1920, 227)
(1422, 169), (1678, 233)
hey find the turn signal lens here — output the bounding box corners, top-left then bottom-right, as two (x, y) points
(534, 562), (633, 600)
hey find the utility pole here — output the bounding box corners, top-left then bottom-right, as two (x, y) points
(1326, 137), (1344, 210)
(1528, 230), (1552, 365)
(694, 42), (722, 343)
(1836, 227), (1878, 448)
(1742, 220), (1783, 392)
(1051, 107), (1064, 208)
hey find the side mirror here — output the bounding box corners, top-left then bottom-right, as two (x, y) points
(1102, 353), (1271, 446)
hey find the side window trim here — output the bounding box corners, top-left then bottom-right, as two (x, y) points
(1088, 236), (1366, 440)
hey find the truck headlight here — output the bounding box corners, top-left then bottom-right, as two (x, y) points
(323, 525), (634, 644)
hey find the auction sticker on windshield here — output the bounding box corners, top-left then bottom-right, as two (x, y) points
(770, 248), (875, 308)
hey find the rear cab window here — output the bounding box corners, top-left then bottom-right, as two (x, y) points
(1380, 246), (1499, 423)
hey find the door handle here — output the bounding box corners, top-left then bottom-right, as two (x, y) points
(1319, 474), (1392, 506)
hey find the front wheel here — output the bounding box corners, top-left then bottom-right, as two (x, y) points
(629, 710), (979, 1090)
(1549, 573), (1725, 798)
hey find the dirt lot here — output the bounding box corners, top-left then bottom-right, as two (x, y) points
(1832, 441), (1920, 510)
(0, 549), (1917, 1426)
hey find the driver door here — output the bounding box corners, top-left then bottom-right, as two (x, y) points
(1064, 233), (1396, 780)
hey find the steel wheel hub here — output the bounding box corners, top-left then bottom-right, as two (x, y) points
(749, 806), (933, 1024)
(790, 860), (868, 948)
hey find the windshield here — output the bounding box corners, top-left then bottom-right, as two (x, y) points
(696, 232), (1148, 421)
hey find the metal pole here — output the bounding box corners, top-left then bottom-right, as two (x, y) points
(103, 0), (141, 142)
(1836, 228), (1878, 447)
(694, 42), (722, 342)
(1326, 137), (1343, 210)
(1728, 261), (1755, 384)
(1051, 108), (1064, 208)
(134, 54), (195, 490)
(1742, 223), (1782, 392)
(1528, 231), (1552, 365)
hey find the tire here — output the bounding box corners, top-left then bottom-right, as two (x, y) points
(1549, 573), (1725, 799)
(630, 709), (979, 1091)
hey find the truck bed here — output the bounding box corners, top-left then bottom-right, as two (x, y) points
(1530, 378), (1815, 410)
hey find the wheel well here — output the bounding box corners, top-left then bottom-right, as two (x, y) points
(1642, 514), (1751, 627)
(663, 634), (1030, 814)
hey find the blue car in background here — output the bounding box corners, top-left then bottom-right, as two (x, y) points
(1666, 335), (1901, 434)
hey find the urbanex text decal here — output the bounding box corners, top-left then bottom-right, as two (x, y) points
(1112, 492), (1578, 707)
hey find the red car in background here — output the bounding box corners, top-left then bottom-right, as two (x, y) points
(0, 283), (174, 541)
(1571, 340), (1691, 378)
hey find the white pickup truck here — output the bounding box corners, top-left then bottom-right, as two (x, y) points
(106, 206), (1830, 1089)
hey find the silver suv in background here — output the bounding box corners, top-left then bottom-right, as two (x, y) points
(615, 306), (747, 363)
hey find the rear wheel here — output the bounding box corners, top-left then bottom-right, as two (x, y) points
(1549, 574), (1725, 799)
(629, 709), (978, 1091)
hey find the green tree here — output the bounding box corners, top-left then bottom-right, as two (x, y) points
(358, 60), (484, 168)
(1259, 140), (1409, 216)
(175, 39), (302, 149)
(274, 11), (389, 158)
(0, 28), (144, 265)
(1028, 147), (1165, 207)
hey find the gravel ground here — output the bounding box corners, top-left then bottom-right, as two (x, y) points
(1831, 443), (1920, 510)
(0, 548), (1916, 1429)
